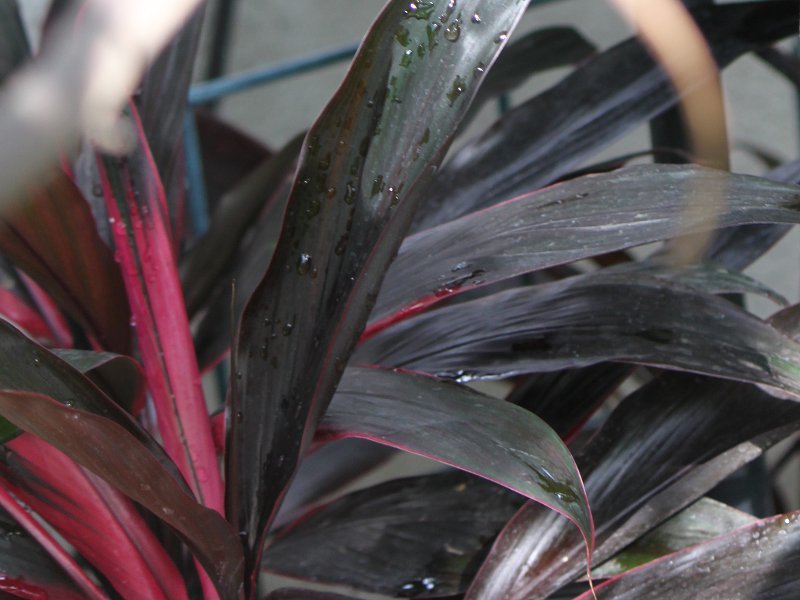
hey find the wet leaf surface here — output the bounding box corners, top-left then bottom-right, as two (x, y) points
(412, 1), (797, 231)
(229, 1), (533, 588)
(370, 165), (800, 329)
(0, 391), (243, 600)
(591, 497), (756, 579)
(265, 471), (523, 598)
(467, 373), (800, 599)
(576, 511), (800, 599)
(359, 271), (800, 398)
(318, 367), (593, 558)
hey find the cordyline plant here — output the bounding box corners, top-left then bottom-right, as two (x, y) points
(1, 0), (800, 598)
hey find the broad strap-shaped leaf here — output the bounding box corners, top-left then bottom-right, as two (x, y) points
(182, 133), (303, 317)
(368, 165), (800, 330)
(265, 471), (523, 598)
(467, 373), (800, 599)
(358, 272), (800, 397)
(591, 497), (756, 579)
(0, 505), (85, 600)
(0, 170), (131, 353)
(229, 0), (532, 587)
(136, 6), (205, 233)
(465, 24), (596, 122)
(0, 318), (183, 477)
(97, 103), (223, 513)
(576, 511), (800, 599)
(274, 438), (395, 528)
(317, 367), (594, 559)
(0, 391), (243, 600)
(0, 481), (104, 599)
(412, 0), (797, 231)
(52, 348), (145, 415)
(2, 434), (189, 600)
(507, 363), (633, 439)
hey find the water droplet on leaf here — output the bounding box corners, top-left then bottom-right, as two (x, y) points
(444, 20), (461, 42)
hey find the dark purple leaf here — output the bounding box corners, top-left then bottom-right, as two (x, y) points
(702, 159), (800, 271)
(467, 25), (596, 114)
(507, 364), (632, 439)
(0, 170), (131, 353)
(229, 1), (532, 588)
(318, 367), (593, 557)
(196, 111), (273, 210)
(0, 391), (243, 600)
(0, 506), (84, 600)
(52, 349), (145, 415)
(0, 318), (182, 479)
(0, 479), (103, 599)
(274, 438), (395, 528)
(265, 472), (523, 598)
(412, 1), (797, 231)
(182, 133), (302, 318)
(591, 497), (755, 578)
(576, 511), (800, 599)
(358, 272), (800, 397)
(2, 434), (189, 600)
(467, 373), (800, 599)
(136, 6), (205, 227)
(369, 165), (800, 330)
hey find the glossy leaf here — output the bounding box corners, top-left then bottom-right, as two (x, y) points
(0, 505), (84, 600)
(182, 133), (303, 317)
(591, 497), (755, 579)
(467, 373), (800, 599)
(3, 434), (189, 600)
(358, 272), (800, 398)
(265, 471), (523, 598)
(97, 104), (223, 513)
(229, 0), (532, 587)
(0, 318), (183, 478)
(369, 165), (800, 329)
(507, 363), (632, 439)
(466, 25), (596, 117)
(0, 391), (243, 600)
(0, 170), (131, 353)
(275, 438), (395, 528)
(52, 348), (145, 414)
(577, 511), (800, 599)
(412, 0), (797, 230)
(317, 367), (593, 558)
